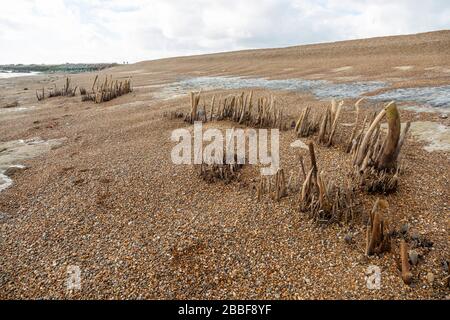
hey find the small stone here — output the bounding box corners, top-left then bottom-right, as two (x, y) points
(410, 232), (419, 241)
(426, 272), (434, 285)
(439, 113), (448, 119)
(0, 212), (8, 221)
(344, 234), (353, 244)
(442, 260), (449, 273)
(400, 223), (409, 234)
(4, 166), (27, 177)
(409, 250), (419, 266)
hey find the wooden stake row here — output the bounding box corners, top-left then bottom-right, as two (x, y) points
(184, 91), (286, 129)
(81, 75), (132, 103)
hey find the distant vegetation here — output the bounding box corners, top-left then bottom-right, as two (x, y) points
(0, 63), (118, 74)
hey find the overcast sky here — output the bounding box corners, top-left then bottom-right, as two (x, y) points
(1, 0), (449, 64)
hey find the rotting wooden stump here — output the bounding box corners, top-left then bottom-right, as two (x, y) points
(257, 168), (287, 202)
(166, 111), (185, 120)
(36, 88), (45, 101)
(365, 198), (392, 256)
(400, 239), (413, 285)
(317, 99), (344, 146)
(345, 98), (365, 153)
(185, 91), (205, 123)
(294, 99), (345, 146)
(294, 106), (320, 138)
(299, 142), (358, 224)
(351, 101), (410, 193)
(197, 154), (243, 184)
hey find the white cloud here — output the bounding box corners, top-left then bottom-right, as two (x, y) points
(0, 0), (449, 64)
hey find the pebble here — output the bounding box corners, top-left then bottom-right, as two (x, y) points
(426, 272), (434, 285)
(344, 234), (353, 244)
(4, 166), (27, 176)
(439, 113), (448, 119)
(400, 223), (409, 234)
(442, 260), (449, 273)
(0, 212), (8, 221)
(410, 232), (419, 241)
(409, 250), (419, 266)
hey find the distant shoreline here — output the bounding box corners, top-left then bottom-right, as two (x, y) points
(0, 63), (118, 75)
(0, 71), (41, 79)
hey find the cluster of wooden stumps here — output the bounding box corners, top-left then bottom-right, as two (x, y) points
(365, 198), (418, 285)
(172, 89), (427, 285)
(294, 106), (319, 137)
(257, 169), (287, 202)
(256, 141), (357, 224)
(185, 91), (286, 130)
(36, 77), (77, 101)
(197, 154), (243, 184)
(294, 98), (409, 194)
(365, 198), (392, 256)
(178, 91), (410, 219)
(351, 101), (410, 193)
(299, 142), (357, 224)
(294, 99), (345, 148)
(81, 75), (132, 103)
(36, 75), (132, 103)
(49, 77), (77, 98)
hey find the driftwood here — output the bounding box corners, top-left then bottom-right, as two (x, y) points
(365, 198), (391, 256)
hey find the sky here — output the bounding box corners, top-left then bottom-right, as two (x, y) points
(0, 0), (449, 64)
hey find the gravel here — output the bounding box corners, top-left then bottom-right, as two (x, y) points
(0, 31), (449, 299)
